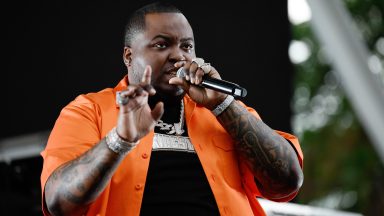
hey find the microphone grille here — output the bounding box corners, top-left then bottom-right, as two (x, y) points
(176, 68), (186, 78)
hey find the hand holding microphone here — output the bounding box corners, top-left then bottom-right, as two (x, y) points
(171, 58), (247, 98)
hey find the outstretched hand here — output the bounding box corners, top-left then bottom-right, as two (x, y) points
(116, 66), (164, 143)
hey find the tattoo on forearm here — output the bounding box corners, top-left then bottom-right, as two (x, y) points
(45, 139), (122, 214)
(218, 101), (299, 195)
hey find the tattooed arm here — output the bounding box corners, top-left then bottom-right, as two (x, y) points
(44, 138), (124, 216)
(216, 100), (304, 199)
(43, 67), (163, 216)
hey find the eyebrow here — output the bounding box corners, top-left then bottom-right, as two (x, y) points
(152, 35), (194, 43)
(180, 37), (194, 43)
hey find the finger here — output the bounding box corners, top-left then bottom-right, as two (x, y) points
(141, 65), (152, 84)
(191, 58), (205, 67)
(169, 77), (185, 86)
(121, 85), (147, 101)
(200, 63), (211, 74)
(174, 60), (186, 68)
(141, 83), (156, 95)
(194, 68), (205, 84)
(116, 92), (129, 106)
(134, 86), (148, 97)
(182, 62), (192, 81)
(116, 88), (135, 105)
(151, 102), (164, 121)
(189, 62), (199, 84)
(169, 77), (191, 95)
(119, 88), (135, 97)
(207, 66), (222, 80)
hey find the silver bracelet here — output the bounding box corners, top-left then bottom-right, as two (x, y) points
(106, 127), (138, 155)
(211, 95), (235, 116)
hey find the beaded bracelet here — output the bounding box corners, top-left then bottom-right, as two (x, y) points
(211, 95), (234, 116)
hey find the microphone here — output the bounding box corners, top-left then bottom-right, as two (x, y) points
(176, 68), (247, 98)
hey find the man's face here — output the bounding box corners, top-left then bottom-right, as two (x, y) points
(125, 13), (196, 96)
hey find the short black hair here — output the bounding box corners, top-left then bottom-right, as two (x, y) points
(123, 2), (182, 47)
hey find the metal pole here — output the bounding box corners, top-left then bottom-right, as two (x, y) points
(307, 0), (384, 163)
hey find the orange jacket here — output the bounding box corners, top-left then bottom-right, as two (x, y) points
(41, 76), (303, 216)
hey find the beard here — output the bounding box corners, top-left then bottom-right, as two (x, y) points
(128, 65), (185, 105)
(152, 82), (185, 101)
(127, 66), (143, 85)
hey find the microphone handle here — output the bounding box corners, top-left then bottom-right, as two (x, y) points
(200, 76), (247, 98)
(176, 67), (247, 98)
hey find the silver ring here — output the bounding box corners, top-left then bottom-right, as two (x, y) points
(116, 92), (129, 105)
(200, 63), (211, 73)
(191, 58), (205, 68)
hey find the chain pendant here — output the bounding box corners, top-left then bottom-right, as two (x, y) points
(174, 122), (185, 136)
(155, 100), (185, 136)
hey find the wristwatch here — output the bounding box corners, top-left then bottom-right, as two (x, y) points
(106, 127), (138, 155)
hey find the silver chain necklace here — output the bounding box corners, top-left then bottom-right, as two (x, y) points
(155, 100), (185, 136)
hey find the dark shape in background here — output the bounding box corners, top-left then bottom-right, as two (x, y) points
(1, 1), (292, 215)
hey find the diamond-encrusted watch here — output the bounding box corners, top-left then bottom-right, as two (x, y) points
(106, 127), (138, 155)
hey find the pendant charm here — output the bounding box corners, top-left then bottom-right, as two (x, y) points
(174, 122), (184, 136)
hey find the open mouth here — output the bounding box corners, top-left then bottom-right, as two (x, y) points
(165, 67), (179, 76)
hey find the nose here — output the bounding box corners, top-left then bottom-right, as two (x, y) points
(169, 47), (186, 63)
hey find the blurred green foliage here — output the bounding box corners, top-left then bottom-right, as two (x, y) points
(291, 0), (384, 215)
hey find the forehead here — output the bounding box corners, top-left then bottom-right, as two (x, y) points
(143, 13), (194, 40)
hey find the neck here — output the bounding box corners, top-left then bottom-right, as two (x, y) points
(149, 93), (183, 124)
(148, 92), (184, 109)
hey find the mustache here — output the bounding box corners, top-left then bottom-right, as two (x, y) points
(164, 66), (180, 75)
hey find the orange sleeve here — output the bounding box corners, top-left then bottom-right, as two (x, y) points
(40, 95), (102, 214)
(238, 101), (304, 202)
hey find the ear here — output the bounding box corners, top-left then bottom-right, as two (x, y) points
(123, 47), (132, 66)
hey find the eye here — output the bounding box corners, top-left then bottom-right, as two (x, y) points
(154, 42), (168, 49)
(182, 43), (194, 52)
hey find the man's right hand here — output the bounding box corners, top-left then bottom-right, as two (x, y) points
(116, 65), (164, 144)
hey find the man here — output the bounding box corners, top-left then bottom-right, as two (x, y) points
(41, 2), (304, 216)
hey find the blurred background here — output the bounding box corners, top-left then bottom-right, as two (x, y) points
(1, 0), (383, 215)
(288, 0), (384, 215)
